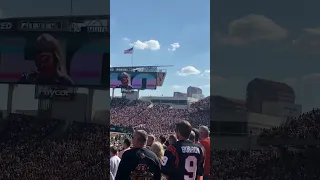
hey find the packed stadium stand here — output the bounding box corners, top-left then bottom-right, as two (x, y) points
(212, 109), (320, 180)
(110, 97), (210, 137)
(110, 96), (211, 179)
(0, 113), (108, 180)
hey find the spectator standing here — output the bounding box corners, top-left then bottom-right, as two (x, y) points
(110, 146), (121, 179)
(199, 126), (210, 180)
(162, 121), (204, 180)
(119, 138), (131, 159)
(147, 135), (155, 148)
(159, 135), (167, 149)
(168, 135), (177, 145)
(115, 130), (161, 180)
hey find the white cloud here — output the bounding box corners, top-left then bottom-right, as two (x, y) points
(292, 28), (320, 54)
(199, 85), (210, 88)
(177, 66), (201, 76)
(201, 70), (210, 78)
(216, 14), (287, 46)
(123, 37), (130, 41)
(131, 40), (161, 50)
(168, 43), (180, 51)
(171, 85), (183, 89)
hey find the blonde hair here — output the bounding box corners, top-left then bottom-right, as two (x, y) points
(36, 33), (74, 84)
(151, 141), (164, 161)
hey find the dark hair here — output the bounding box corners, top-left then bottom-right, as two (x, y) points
(159, 135), (166, 143)
(110, 146), (117, 155)
(189, 130), (195, 141)
(168, 135), (177, 143)
(165, 140), (170, 146)
(192, 128), (200, 142)
(123, 138), (131, 147)
(175, 120), (192, 138)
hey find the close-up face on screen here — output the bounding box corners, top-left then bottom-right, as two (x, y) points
(0, 32), (108, 87)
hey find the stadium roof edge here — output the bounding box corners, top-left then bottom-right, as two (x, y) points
(0, 15), (110, 20)
(111, 65), (173, 68)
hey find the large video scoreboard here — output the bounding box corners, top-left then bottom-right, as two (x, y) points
(0, 15), (109, 36)
(107, 66), (167, 90)
(0, 15), (109, 87)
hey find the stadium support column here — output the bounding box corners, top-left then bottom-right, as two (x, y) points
(112, 88), (115, 98)
(60, 39), (68, 74)
(86, 89), (94, 122)
(6, 84), (15, 117)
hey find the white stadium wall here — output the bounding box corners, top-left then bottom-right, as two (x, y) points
(125, 91), (139, 100)
(212, 111), (248, 122)
(248, 112), (286, 127)
(262, 101), (302, 118)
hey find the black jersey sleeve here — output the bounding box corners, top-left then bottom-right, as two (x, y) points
(197, 145), (205, 176)
(153, 158), (162, 180)
(197, 145), (206, 176)
(161, 145), (178, 176)
(115, 151), (131, 180)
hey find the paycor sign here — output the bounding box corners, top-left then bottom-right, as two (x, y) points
(35, 86), (76, 100)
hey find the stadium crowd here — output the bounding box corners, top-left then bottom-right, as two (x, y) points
(212, 149), (320, 180)
(212, 109), (320, 180)
(260, 109), (320, 139)
(110, 97), (210, 137)
(110, 121), (211, 180)
(0, 114), (108, 180)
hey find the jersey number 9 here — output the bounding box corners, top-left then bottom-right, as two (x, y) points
(184, 156), (197, 180)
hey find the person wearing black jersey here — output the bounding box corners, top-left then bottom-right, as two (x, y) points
(188, 130), (196, 142)
(191, 128), (206, 179)
(115, 130), (161, 180)
(191, 128), (206, 160)
(161, 121), (204, 180)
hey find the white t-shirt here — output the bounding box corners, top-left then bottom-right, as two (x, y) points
(110, 171), (115, 180)
(110, 155), (121, 178)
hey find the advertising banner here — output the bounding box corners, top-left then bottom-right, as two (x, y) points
(34, 85), (77, 100)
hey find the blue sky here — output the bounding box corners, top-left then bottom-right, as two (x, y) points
(0, 0), (209, 111)
(110, 0), (210, 97)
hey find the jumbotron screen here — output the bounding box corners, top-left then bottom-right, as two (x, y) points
(0, 34), (108, 87)
(110, 71), (157, 89)
(0, 18), (109, 87)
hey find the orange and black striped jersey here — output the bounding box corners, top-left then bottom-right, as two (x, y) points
(161, 140), (204, 180)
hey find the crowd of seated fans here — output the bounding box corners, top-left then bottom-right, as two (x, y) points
(212, 108), (320, 180)
(110, 97), (210, 137)
(0, 114), (108, 180)
(260, 109), (320, 139)
(211, 149), (320, 180)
